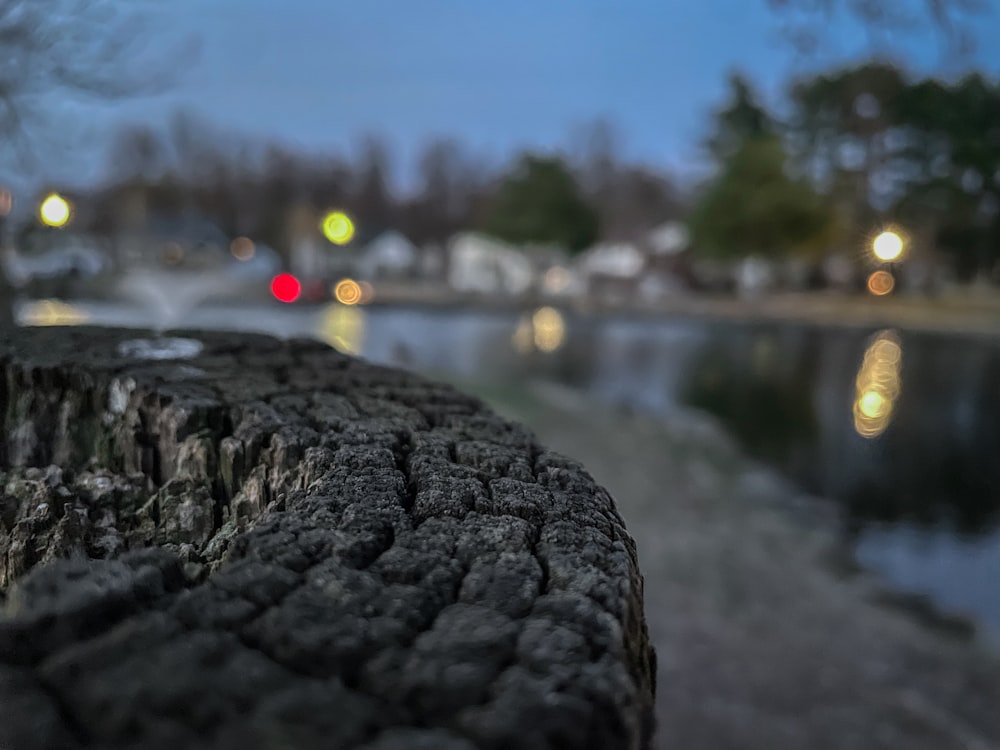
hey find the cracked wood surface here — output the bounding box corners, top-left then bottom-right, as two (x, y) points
(0, 326), (655, 750)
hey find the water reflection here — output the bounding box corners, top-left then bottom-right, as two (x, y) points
(853, 329), (903, 439)
(682, 326), (819, 473)
(511, 306), (567, 354)
(317, 303), (365, 354)
(18, 299), (90, 326)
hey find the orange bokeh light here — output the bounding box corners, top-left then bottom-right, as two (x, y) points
(867, 270), (895, 296)
(334, 278), (363, 305)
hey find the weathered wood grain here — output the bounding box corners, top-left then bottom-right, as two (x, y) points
(0, 326), (654, 750)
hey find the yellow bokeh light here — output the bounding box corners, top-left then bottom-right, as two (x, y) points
(512, 317), (535, 354)
(321, 211), (356, 246)
(872, 230), (904, 262)
(230, 236), (256, 261)
(532, 306), (566, 353)
(858, 391), (887, 419)
(334, 278), (363, 305)
(39, 193), (71, 227)
(317, 304), (365, 354)
(20, 299), (90, 327)
(852, 329), (903, 439)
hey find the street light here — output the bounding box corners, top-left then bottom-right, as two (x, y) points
(39, 193), (71, 228)
(872, 230), (904, 262)
(321, 211), (355, 246)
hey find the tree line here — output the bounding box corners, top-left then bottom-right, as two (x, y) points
(87, 58), (1000, 285)
(691, 64), (1000, 281)
(78, 114), (682, 258)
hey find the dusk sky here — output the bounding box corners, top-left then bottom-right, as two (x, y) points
(39, 0), (1000, 191)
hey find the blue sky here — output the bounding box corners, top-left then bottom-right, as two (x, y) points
(33, 0), (1000, 191)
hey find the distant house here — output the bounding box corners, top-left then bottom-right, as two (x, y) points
(575, 241), (646, 299)
(735, 256), (778, 298)
(419, 242), (448, 282)
(577, 242), (645, 278)
(447, 233), (533, 296)
(640, 222), (693, 300)
(356, 231), (420, 281)
(646, 221), (690, 258)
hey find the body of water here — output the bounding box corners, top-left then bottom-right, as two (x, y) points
(19, 297), (1000, 630)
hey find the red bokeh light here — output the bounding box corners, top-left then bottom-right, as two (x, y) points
(271, 273), (301, 303)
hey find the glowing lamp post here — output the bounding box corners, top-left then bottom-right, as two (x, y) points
(872, 230), (903, 263)
(868, 229), (905, 297)
(39, 193), (71, 228)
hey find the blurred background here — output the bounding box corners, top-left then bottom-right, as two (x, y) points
(2, 0), (1000, 746)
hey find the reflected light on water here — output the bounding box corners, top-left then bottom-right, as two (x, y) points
(19, 299), (90, 326)
(317, 303), (365, 354)
(853, 329), (903, 439)
(333, 278), (363, 305)
(512, 307), (566, 353)
(532, 306), (565, 352)
(512, 317), (534, 354)
(867, 270), (895, 296)
(858, 390), (888, 419)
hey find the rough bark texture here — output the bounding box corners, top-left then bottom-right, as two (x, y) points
(0, 326), (655, 750)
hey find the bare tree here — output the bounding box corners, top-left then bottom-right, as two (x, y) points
(0, 0), (192, 326)
(107, 123), (169, 182)
(0, 0), (191, 166)
(399, 138), (472, 245)
(351, 135), (396, 235)
(570, 118), (622, 202)
(768, 0), (987, 58)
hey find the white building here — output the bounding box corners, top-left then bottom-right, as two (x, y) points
(735, 256), (778, 298)
(447, 233), (533, 296)
(577, 242), (645, 279)
(647, 221), (690, 257)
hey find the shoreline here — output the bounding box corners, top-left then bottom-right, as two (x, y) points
(365, 286), (1000, 339)
(462, 376), (996, 648)
(454, 375), (1000, 748)
(17, 284), (1000, 339)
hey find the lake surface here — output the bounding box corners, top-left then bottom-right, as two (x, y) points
(19, 298), (1000, 630)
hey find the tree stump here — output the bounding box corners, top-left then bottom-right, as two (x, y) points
(0, 326), (655, 750)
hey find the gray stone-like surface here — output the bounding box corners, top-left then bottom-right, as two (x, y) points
(0, 326), (654, 750)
